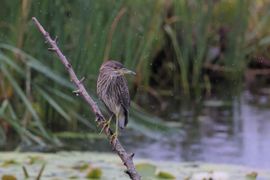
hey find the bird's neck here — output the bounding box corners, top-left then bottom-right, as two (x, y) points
(100, 74), (117, 93)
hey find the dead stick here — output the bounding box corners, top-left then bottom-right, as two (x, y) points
(32, 17), (141, 180)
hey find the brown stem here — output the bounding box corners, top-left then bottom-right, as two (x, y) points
(103, 7), (127, 61)
(32, 17), (141, 180)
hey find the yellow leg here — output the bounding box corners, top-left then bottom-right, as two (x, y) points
(99, 115), (113, 134)
(115, 113), (119, 137)
(111, 113), (119, 143)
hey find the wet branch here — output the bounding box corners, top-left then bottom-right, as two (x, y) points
(32, 17), (141, 180)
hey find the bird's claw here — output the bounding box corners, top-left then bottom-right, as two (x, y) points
(110, 132), (118, 147)
(95, 113), (104, 122)
(99, 118), (112, 134)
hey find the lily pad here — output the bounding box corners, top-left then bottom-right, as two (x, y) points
(246, 171), (258, 179)
(25, 155), (45, 164)
(0, 152), (269, 179)
(1, 160), (18, 167)
(135, 163), (157, 178)
(156, 170), (176, 179)
(72, 162), (91, 171)
(1, 175), (17, 180)
(86, 167), (102, 179)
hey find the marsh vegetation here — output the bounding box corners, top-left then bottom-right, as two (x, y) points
(0, 0), (270, 174)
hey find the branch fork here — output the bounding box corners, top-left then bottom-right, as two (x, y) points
(32, 17), (141, 180)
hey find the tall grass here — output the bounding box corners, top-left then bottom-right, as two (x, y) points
(0, 0), (170, 145)
(0, 0), (269, 146)
(165, 0), (250, 97)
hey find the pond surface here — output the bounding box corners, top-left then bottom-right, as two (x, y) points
(123, 90), (270, 170)
(1, 90), (270, 171)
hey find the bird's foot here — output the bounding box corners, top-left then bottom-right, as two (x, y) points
(99, 120), (111, 134)
(110, 132), (118, 147)
(95, 113), (104, 122)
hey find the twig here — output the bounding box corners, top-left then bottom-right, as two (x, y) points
(32, 17), (141, 180)
(36, 163), (45, 180)
(22, 165), (29, 178)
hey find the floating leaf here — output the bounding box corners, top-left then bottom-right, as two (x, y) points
(86, 167), (102, 179)
(26, 156), (45, 165)
(1, 160), (18, 167)
(246, 171), (258, 180)
(69, 176), (79, 179)
(135, 163), (157, 178)
(156, 171), (176, 179)
(72, 162), (90, 171)
(1, 175), (17, 180)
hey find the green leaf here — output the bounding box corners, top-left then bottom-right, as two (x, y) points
(86, 168), (102, 179)
(0, 100), (8, 115)
(1, 66), (49, 139)
(0, 44), (73, 89)
(36, 86), (71, 122)
(1, 160), (18, 167)
(156, 171), (176, 179)
(27, 60), (73, 89)
(54, 132), (105, 139)
(246, 171), (258, 180)
(72, 112), (95, 130)
(0, 124), (6, 145)
(259, 36), (270, 46)
(130, 103), (178, 131)
(0, 52), (24, 75)
(1, 175), (17, 180)
(135, 163), (157, 178)
(47, 86), (76, 103)
(0, 98), (46, 146)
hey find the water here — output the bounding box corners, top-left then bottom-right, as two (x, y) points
(1, 90), (270, 170)
(122, 90), (270, 170)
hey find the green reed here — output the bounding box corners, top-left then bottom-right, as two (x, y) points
(0, 0), (268, 145)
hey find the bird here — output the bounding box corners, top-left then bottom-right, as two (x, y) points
(97, 60), (136, 138)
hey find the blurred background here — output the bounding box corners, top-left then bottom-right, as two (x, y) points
(0, 0), (270, 170)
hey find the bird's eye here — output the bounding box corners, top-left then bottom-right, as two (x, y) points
(113, 67), (117, 70)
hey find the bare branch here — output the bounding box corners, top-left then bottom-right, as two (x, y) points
(32, 17), (141, 180)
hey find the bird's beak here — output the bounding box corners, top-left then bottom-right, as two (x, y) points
(119, 68), (136, 76)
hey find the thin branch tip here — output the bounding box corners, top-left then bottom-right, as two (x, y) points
(54, 36), (58, 43)
(79, 77), (85, 83)
(130, 153), (135, 158)
(48, 48), (56, 51)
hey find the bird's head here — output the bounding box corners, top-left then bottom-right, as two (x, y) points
(100, 60), (136, 77)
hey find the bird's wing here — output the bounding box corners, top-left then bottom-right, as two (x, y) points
(116, 76), (130, 128)
(116, 76), (130, 109)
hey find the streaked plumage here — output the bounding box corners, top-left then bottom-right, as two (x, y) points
(97, 60), (134, 129)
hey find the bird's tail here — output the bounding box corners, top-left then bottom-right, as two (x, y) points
(118, 108), (128, 129)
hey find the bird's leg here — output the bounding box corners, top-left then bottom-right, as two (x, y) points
(115, 115), (119, 137)
(110, 113), (119, 144)
(99, 115), (113, 134)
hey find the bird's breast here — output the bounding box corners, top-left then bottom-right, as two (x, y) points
(97, 75), (121, 114)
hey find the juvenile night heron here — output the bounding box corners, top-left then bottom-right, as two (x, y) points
(97, 60), (136, 137)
